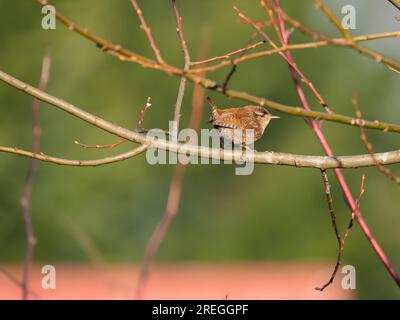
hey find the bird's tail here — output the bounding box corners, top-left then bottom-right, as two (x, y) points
(206, 96), (217, 111)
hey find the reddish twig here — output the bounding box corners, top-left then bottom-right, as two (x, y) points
(171, 0), (191, 135)
(20, 53), (51, 300)
(273, 0), (400, 287)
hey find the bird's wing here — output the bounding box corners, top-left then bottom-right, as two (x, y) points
(211, 108), (242, 129)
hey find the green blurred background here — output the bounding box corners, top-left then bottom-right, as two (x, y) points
(0, 0), (399, 299)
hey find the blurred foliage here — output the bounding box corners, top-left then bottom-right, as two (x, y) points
(0, 0), (399, 299)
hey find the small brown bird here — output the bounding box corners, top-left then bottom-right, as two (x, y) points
(207, 97), (279, 148)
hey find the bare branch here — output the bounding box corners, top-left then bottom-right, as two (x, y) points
(74, 139), (126, 149)
(343, 176), (366, 244)
(74, 97), (151, 149)
(316, 169), (343, 291)
(316, 171), (365, 291)
(129, 0), (165, 64)
(20, 53), (50, 300)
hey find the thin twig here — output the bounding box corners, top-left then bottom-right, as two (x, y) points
(316, 171), (365, 291)
(171, 0), (191, 135)
(136, 97), (152, 131)
(262, 0), (285, 44)
(129, 0), (165, 64)
(20, 53), (51, 300)
(190, 40), (265, 66)
(352, 93), (400, 185)
(74, 97), (151, 149)
(316, 169), (343, 291)
(343, 176), (366, 244)
(74, 139), (126, 149)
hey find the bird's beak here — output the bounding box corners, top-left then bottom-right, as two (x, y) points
(270, 115), (280, 119)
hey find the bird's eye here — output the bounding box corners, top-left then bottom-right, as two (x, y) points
(254, 111), (264, 117)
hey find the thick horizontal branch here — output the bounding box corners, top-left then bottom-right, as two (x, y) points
(2, 143), (400, 170)
(2, 69), (400, 169)
(33, 1), (400, 134)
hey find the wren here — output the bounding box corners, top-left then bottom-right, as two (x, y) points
(207, 97), (279, 149)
